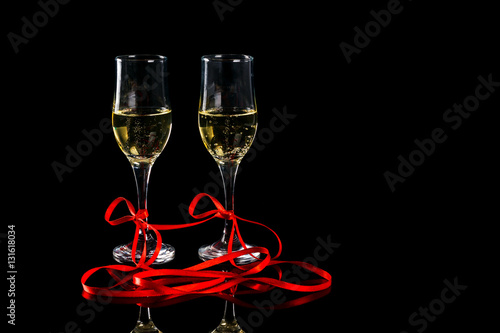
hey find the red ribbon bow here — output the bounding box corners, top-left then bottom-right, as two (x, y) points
(187, 193), (283, 268)
(104, 197), (162, 268)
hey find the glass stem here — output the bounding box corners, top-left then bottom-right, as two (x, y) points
(218, 160), (240, 244)
(131, 161), (152, 227)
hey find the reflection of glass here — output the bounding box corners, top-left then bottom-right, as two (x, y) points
(211, 300), (245, 333)
(197, 54), (260, 264)
(111, 54), (175, 265)
(132, 307), (163, 333)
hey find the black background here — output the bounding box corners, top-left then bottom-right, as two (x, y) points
(4, 0), (498, 332)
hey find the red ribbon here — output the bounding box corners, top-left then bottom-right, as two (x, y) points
(81, 194), (332, 308)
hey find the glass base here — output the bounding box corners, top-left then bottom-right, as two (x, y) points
(198, 237), (260, 265)
(113, 232), (175, 265)
(210, 319), (245, 333)
(131, 320), (163, 333)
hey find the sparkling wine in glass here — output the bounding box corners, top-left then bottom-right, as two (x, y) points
(198, 54), (260, 265)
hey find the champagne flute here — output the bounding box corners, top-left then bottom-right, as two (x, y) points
(197, 54), (259, 265)
(112, 54), (173, 333)
(111, 54), (175, 264)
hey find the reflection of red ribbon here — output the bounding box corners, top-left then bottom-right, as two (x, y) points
(81, 194), (332, 308)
